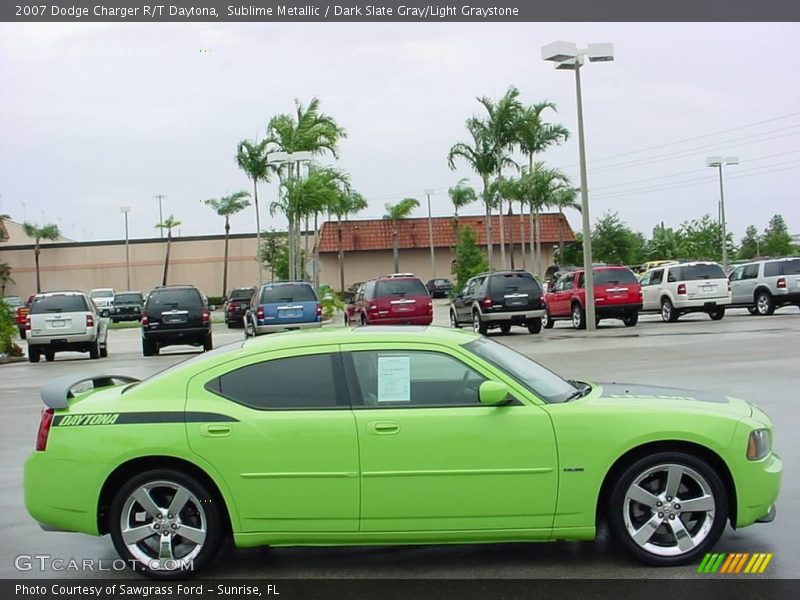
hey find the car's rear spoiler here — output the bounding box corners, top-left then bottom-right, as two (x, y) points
(40, 374), (141, 409)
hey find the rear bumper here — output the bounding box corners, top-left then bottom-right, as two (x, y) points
(596, 303), (642, 317)
(482, 309), (545, 322)
(673, 297), (731, 310)
(365, 315), (433, 326)
(773, 290), (800, 304)
(254, 320), (322, 334)
(143, 326), (210, 343)
(28, 333), (95, 347)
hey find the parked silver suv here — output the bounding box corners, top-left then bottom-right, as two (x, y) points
(26, 291), (109, 362)
(729, 257), (800, 315)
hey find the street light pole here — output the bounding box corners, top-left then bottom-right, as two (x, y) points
(155, 194), (165, 238)
(121, 206), (131, 289)
(425, 189), (435, 278)
(706, 156), (738, 269)
(542, 41), (614, 332)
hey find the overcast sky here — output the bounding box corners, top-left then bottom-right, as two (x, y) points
(1, 22), (798, 243)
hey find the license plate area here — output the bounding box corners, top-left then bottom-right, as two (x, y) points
(50, 320), (66, 328)
(504, 293), (528, 307)
(277, 305), (303, 319)
(390, 299), (415, 313)
(161, 310), (189, 324)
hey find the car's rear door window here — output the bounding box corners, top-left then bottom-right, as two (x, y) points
(490, 273), (541, 295)
(260, 284), (317, 303)
(670, 264), (726, 281)
(206, 353), (346, 410)
(147, 289), (203, 308)
(780, 259), (800, 275)
(30, 295), (88, 314)
(593, 269), (638, 285)
(115, 293), (142, 303)
(375, 279), (428, 298)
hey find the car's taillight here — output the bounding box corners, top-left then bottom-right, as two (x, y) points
(316, 303), (322, 318)
(227, 304), (236, 313)
(36, 408), (54, 451)
(141, 314), (149, 325)
(86, 314), (94, 328)
(201, 309), (210, 324)
(369, 304), (378, 311)
(638, 288), (643, 301)
(25, 316), (31, 331)
(428, 301), (433, 314)
(677, 284), (687, 295)
(482, 296), (493, 309)
(256, 306), (265, 320)
(777, 277), (786, 289)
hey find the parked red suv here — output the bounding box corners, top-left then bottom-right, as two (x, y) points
(349, 274), (433, 326)
(544, 266), (642, 329)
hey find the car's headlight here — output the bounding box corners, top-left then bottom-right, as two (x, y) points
(747, 429), (771, 460)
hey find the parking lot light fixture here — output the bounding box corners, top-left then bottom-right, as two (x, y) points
(120, 206), (131, 290)
(542, 41), (614, 332)
(706, 156), (738, 269)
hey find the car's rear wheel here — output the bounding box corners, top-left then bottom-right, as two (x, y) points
(89, 340), (101, 360)
(109, 469), (223, 579)
(18, 327), (26, 340)
(449, 309), (460, 328)
(756, 291), (775, 316)
(28, 347), (40, 363)
(661, 298), (679, 323)
(572, 304), (586, 330)
(203, 334), (213, 352)
(608, 452), (727, 566)
(142, 339), (154, 357)
(472, 310), (488, 335)
(623, 313), (639, 327)
(543, 309), (554, 329)
(709, 307), (725, 321)
(527, 317), (542, 334)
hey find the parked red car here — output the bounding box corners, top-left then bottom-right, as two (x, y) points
(544, 266), (642, 329)
(15, 294), (35, 339)
(346, 274), (433, 326)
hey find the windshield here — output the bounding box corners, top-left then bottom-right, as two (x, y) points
(90, 290), (114, 298)
(115, 293), (142, 303)
(30, 295), (89, 314)
(260, 284), (317, 303)
(465, 337), (579, 403)
(376, 279), (428, 297)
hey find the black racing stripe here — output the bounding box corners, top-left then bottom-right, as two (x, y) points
(52, 412), (238, 426)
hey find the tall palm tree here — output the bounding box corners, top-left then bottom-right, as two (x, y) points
(383, 198), (420, 273)
(475, 87), (524, 269)
(529, 164), (572, 274)
(515, 102), (570, 270)
(448, 178), (477, 225)
(328, 188), (367, 292)
(204, 191), (251, 297)
(549, 186), (581, 262)
(22, 222), (60, 293)
(447, 120), (497, 267)
(155, 215), (181, 286)
(0, 262), (14, 297)
(265, 97), (347, 279)
(236, 139), (270, 285)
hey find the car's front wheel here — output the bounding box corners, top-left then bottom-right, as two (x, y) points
(607, 452), (728, 566)
(109, 469), (223, 579)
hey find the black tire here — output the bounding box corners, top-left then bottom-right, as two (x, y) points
(622, 313), (639, 327)
(572, 303), (586, 330)
(360, 314), (367, 326)
(89, 339), (100, 360)
(472, 310), (488, 335)
(527, 317), (542, 334)
(449, 309), (461, 329)
(142, 338), (154, 357)
(203, 334), (213, 352)
(100, 343), (108, 358)
(661, 298), (679, 323)
(755, 291), (775, 316)
(709, 307), (725, 321)
(543, 309), (554, 329)
(19, 327), (26, 340)
(45, 350), (55, 362)
(108, 468), (224, 579)
(746, 306), (758, 315)
(607, 451), (728, 566)
(226, 321), (233, 329)
(29, 347), (40, 363)
(499, 323), (511, 334)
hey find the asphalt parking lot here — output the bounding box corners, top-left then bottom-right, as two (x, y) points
(1, 301), (797, 579)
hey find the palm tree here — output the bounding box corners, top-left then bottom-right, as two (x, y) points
(515, 102), (570, 270)
(549, 187), (581, 262)
(204, 191), (251, 297)
(236, 139), (270, 285)
(328, 188), (367, 292)
(0, 213), (10, 242)
(383, 198), (420, 273)
(447, 120), (497, 267)
(265, 97), (347, 279)
(22, 222), (60, 293)
(155, 215), (181, 286)
(448, 178), (477, 226)
(0, 262), (14, 297)
(475, 87), (524, 269)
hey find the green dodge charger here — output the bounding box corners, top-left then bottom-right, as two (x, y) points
(24, 326), (780, 578)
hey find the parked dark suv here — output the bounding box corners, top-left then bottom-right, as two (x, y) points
(224, 287), (256, 328)
(110, 291), (144, 323)
(449, 270), (545, 335)
(141, 285), (212, 356)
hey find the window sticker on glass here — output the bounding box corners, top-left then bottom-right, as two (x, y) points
(378, 356), (411, 402)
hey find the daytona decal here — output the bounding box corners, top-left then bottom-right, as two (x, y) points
(53, 412), (237, 426)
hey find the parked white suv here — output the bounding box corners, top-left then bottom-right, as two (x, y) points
(640, 261), (731, 322)
(26, 291), (109, 362)
(89, 288), (115, 317)
(729, 257), (800, 315)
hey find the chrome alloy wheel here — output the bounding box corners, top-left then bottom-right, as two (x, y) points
(661, 301), (673, 322)
(623, 464), (716, 557)
(120, 480), (207, 571)
(757, 293), (772, 315)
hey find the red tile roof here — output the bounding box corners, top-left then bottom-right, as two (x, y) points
(317, 213), (575, 253)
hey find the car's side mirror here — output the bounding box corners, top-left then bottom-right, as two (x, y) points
(479, 381), (510, 406)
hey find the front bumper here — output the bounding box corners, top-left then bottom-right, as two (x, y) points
(254, 320), (322, 334)
(482, 309), (545, 322)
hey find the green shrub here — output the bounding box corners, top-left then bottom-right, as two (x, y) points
(319, 285), (344, 320)
(0, 299), (21, 356)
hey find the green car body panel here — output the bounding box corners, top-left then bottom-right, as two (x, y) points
(24, 327), (781, 552)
